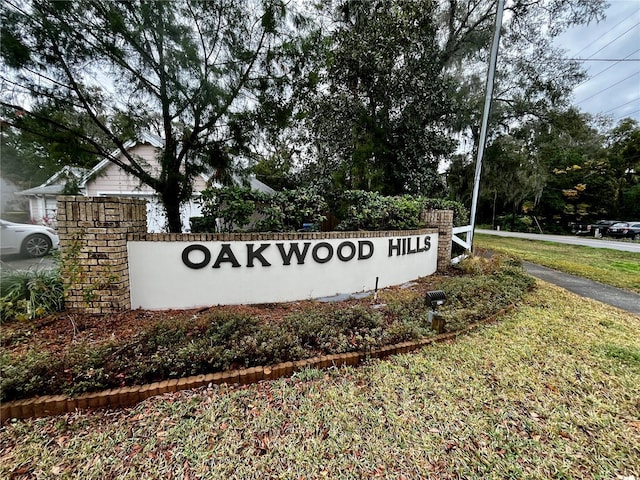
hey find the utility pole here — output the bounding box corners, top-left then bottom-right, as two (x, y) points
(468, 0), (505, 249)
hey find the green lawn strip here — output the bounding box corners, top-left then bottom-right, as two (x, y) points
(475, 233), (640, 294)
(1, 282), (638, 479)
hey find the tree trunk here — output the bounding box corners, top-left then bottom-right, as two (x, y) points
(163, 195), (183, 233)
(161, 174), (184, 233)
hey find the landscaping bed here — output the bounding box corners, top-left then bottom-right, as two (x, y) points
(0, 255), (534, 402)
(2, 282), (638, 479)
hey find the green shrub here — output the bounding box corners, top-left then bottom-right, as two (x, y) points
(270, 187), (328, 232)
(334, 191), (468, 231)
(334, 191), (424, 231)
(63, 342), (121, 395)
(193, 186), (466, 233)
(0, 268), (64, 322)
(196, 185), (259, 232)
(0, 350), (63, 400)
(194, 185), (328, 233)
(245, 320), (309, 366)
(495, 214), (537, 233)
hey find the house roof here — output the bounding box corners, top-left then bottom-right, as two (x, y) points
(17, 166), (91, 196)
(19, 133), (276, 197)
(240, 176), (276, 195)
(80, 132), (164, 187)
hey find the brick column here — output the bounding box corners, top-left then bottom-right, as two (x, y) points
(56, 196), (147, 314)
(421, 210), (453, 272)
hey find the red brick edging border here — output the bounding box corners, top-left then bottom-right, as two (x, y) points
(0, 306), (514, 423)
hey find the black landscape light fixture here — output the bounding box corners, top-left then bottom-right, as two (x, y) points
(425, 290), (447, 334)
(425, 290), (446, 310)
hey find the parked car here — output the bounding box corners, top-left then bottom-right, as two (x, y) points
(605, 222), (640, 240)
(575, 219), (622, 237)
(0, 219), (60, 257)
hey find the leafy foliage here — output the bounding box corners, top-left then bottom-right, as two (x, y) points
(195, 186), (467, 233)
(0, 0), (298, 232)
(298, 0), (456, 196)
(451, 110), (640, 230)
(194, 185), (328, 233)
(333, 191), (469, 231)
(334, 191), (424, 231)
(0, 268), (64, 322)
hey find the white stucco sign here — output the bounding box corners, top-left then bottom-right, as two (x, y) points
(128, 232), (438, 309)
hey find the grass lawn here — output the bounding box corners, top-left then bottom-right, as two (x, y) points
(475, 233), (640, 294)
(1, 281), (638, 479)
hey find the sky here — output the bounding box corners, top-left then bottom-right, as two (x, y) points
(554, 0), (640, 124)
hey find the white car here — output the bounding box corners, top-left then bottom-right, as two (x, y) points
(0, 219), (60, 257)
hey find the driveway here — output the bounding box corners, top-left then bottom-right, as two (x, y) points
(0, 254), (58, 272)
(476, 229), (640, 253)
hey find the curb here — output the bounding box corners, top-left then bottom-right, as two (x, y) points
(0, 305), (514, 423)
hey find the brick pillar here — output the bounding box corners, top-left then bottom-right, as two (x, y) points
(421, 210), (453, 272)
(56, 196), (147, 313)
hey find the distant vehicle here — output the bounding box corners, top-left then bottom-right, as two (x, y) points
(0, 219), (60, 257)
(606, 222), (640, 240)
(575, 220), (622, 237)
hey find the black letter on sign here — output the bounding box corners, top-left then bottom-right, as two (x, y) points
(423, 236), (431, 251)
(182, 244), (211, 269)
(247, 243), (271, 267)
(212, 244), (241, 268)
(312, 242), (333, 263)
(388, 239), (401, 257)
(337, 241), (356, 261)
(277, 242), (311, 265)
(358, 240), (374, 259)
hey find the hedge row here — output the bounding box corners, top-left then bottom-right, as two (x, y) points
(191, 187), (468, 233)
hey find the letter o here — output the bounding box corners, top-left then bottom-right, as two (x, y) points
(312, 242), (333, 264)
(337, 241), (356, 261)
(182, 244), (211, 269)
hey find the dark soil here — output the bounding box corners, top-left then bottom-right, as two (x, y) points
(1, 278), (440, 358)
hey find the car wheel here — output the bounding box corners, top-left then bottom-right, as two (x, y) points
(22, 234), (52, 258)
(633, 233), (640, 241)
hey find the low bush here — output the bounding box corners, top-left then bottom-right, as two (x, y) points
(333, 191), (423, 231)
(0, 267), (64, 322)
(332, 191), (469, 231)
(0, 255), (533, 402)
(193, 186), (327, 233)
(192, 185), (467, 233)
(439, 256), (536, 330)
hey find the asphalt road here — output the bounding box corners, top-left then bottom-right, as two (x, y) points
(476, 229), (640, 253)
(0, 254), (58, 272)
(522, 261), (640, 315)
(476, 229), (639, 314)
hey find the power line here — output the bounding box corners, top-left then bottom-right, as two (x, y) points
(575, 48), (640, 87)
(569, 58), (640, 62)
(575, 70), (639, 104)
(583, 22), (639, 59)
(615, 108), (640, 120)
(570, 14), (635, 58)
(604, 97), (640, 114)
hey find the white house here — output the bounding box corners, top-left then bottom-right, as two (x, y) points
(18, 133), (274, 232)
(16, 166), (90, 227)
